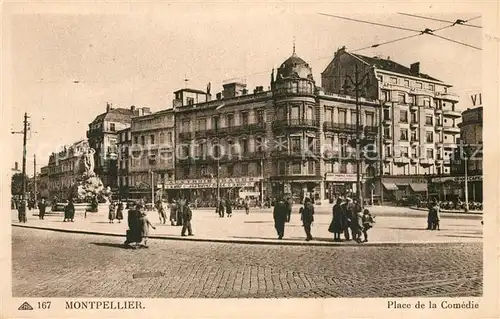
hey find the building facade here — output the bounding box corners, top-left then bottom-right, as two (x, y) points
(116, 127), (131, 199)
(39, 140), (88, 200)
(321, 47), (461, 202)
(126, 109), (176, 200)
(173, 49), (381, 204)
(86, 103), (151, 191)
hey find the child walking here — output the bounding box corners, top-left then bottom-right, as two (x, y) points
(139, 211), (156, 248)
(361, 209), (375, 243)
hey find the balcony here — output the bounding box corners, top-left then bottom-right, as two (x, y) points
(439, 92), (460, 103)
(363, 125), (378, 135)
(435, 108), (443, 115)
(272, 119), (320, 131)
(382, 117), (392, 126)
(435, 124), (443, 132)
(383, 136), (392, 144)
(443, 109), (461, 118)
(410, 121), (419, 129)
(420, 158), (434, 166)
(394, 157), (410, 165)
(194, 130), (207, 139)
(443, 142), (458, 149)
(323, 121), (357, 132)
(410, 157), (418, 164)
(383, 156), (392, 163)
(443, 126), (460, 134)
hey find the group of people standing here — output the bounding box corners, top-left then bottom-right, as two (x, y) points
(329, 197), (375, 243)
(108, 201), (124, 223)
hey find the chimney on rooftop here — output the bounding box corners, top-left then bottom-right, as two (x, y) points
(410, 62), (420, 74)
(14, 162), (18, 171)
(130, 105), (136, 113)
(106, 102), (112, 112)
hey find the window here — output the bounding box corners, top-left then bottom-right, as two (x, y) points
(400, 146), (409, 157)
(398, 94), (406, 104)
(167, 132), (173, 145)
(227, 164), (234, 176)
(365, 112), (374, 127)
(390, 77), (397, 84)
(290, 136), (301, 152)
(400, 129), (408, 141)
(306, 106), (313, 120)
(277, 107), (286, 121)
(338, 109), (347, 123)
(198, 118), (206, 131)
(278, 161), (286, 175)
(383, 109), (390, 120)
(110, 123), (116, 132)
(325, 108), (333, 123)
(436, 117), (441, 126)
(339, 136), (348, 157)
(141, 136), (145, 145)
(411, 147), (418, 158)
(426, 149), (434, 159)
(383, 127), (391, 138)
(428, 83), (435, 91)
(350, 111), (358, 125)
(186, 97), (194, 105)
(159, 133), (165, 144)
(241, 112), (249, 125)
(411, 112), (417, 123)
(291, 105), (300, 120)
(241, 163), (249, 175)
(408, 95), (416, 105)
(256, 110), (264, 123)
(404, 79), (410, 87)
(134, 136), (138, 144)
(212, 116), (220, 130)
(308, 161), (315, 174)
(416, 82), (423, 89)
(150, 135), (155, 144)
(425, 115), (433, 125)
(241, 139), (249, 153)
(226, 114), (235, 127)
(426, 131), (434, 143)
(308, 137), (315, 153)
(400, 110), (408, 123)
(182, 120), (190, 132)
(411, 130), (417, 141)
(423, 98), (431, 107)
(385, 146), (392, 157)
(255, 137), (264, 153)
(290, 162), (301, 174)
(382, 90), (390, 101)
(339, 163), (347, 173)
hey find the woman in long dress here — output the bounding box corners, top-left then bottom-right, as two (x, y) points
(115, 201), (124, 223)
(124, 204), (143, 247)
(108, 202), (116, 223)
(328, 198), (344, 241)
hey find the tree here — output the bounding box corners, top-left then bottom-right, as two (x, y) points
(11, 173), (27, 196)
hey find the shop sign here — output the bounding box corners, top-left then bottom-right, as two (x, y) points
(325, 173), (366, 182)
(159, 178), (260, 189)
(431, 175), (483, 183)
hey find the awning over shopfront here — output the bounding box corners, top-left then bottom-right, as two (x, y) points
(382, 182), (398, 191)
(409, 183), (427, 192)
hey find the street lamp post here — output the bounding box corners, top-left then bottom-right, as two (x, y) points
(343, 64), (372, 206)
(463, 145), (469, 213)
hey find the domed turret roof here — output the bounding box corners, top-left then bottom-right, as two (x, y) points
(276, 50), (314, 80)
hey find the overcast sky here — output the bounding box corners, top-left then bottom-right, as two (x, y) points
(6, 4), (484, 173)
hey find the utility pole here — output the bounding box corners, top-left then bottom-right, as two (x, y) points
(150, 169), (155, 207)
(216, 156), (220, 204)
(33, 154), (37, 203)
(464, 145), (469, 212)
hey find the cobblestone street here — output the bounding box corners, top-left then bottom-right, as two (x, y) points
(12, 227), (482, 298)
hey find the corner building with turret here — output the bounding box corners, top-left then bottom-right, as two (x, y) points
(172, 48), (381, 204)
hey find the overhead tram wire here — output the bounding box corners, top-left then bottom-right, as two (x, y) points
(350, 33), (424, 52)
(429, 33), (482, 50)
(317, 13), (422, 33)
(397, 13), (482, 28)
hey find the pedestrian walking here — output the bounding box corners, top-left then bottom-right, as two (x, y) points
(157, 199), (167, 224)
(108, 201), (116, 223)
(244, 197), (250, 214)
(300, 197), (314, 241)
(429, 199), (441, 230)
(361, 209), (375, 242)
(169, 200), (178, 226)
(38, 198), (47, 220)
(139, 211), (156, 248)
(218, 199), (225, 218)
(116, 200), (124, 223)
(64, 198), (75, 222)
(285, 196), (292, 222)
(180, 200), (194, 236)
(226, 198), (232, 217)
(124, 204), (143, 247)
(273, 197), (288, 239)
(350, 198), (363, 243)
(18, 200), (27, 223)
(328, 198), (344, 241)
(341, 198), (352, 241)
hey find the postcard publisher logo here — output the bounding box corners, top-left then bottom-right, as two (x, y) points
(18, 302), (34, 311)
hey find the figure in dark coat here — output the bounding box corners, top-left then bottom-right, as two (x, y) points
(225, 199), (232, 217)
(18, 200), (27, 223)
(64, 199), (75, 222)
(284, 197), (292, 222)
(218, 199), (225, 218)
(180, 202), (194, 236)
(329, 198), (344, 241)
(341, 199), (352, 240)
(38, 199), (46, 220)
(116, 201), (124, 223)
(273, 198), (288, 239)
(125, 205), (142, 246)
(300, 198), (314, 241)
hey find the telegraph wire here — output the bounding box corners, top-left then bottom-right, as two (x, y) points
(397, 13), (482, 28)
(429, 33), (482, 50)
(351, 33), (423, 52)
(317, 13), (422, 33)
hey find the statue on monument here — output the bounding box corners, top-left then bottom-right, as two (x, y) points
(83, 147), (96, 177)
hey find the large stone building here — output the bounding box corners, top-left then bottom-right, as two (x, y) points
(126, 109), (176, 200)
(173, 49), (380, 204)
(86, 103), (151, 191)
(39, 140), (88, 200)
(321, 47), (461, 202)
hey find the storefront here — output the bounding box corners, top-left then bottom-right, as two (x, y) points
(368, 175), (429, 204)
(269, 177), (322, 204)
(430, 175), (482, 202)
(324, 173), (364, 202)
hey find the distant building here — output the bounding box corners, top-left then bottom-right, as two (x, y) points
(39, 140), (87, 200)
(116, 127), (131, 199)
(321, 47), (461, 203)
(86, 103), (151, 191)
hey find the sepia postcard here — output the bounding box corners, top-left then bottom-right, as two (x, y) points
(1, 1), (499, 318)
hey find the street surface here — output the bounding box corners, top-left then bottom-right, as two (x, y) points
(12, 227), (482, 298)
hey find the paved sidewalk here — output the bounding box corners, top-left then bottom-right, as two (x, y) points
(12, 206), (482, 246)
